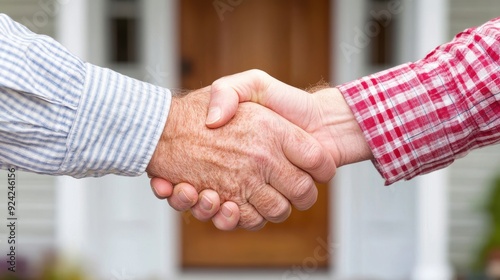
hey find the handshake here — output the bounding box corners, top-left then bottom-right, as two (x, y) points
(146, 70), (373, 231)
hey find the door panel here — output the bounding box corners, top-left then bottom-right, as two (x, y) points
(180, 0), (331, 268)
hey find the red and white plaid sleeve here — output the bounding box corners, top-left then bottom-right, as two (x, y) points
(338, 17), (500, 185)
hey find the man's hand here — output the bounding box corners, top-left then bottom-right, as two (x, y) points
(146, 86), (336, 230)
(204, 69), (372, 166)
(151, 70), (372, 230)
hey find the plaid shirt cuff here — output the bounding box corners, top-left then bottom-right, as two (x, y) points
(338, 17), (500, 185)
(338, 63), (455, 185)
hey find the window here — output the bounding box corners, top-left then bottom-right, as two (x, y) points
(108, 0), (140, 63)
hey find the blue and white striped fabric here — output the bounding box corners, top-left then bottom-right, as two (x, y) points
(0, 14), (171, 177)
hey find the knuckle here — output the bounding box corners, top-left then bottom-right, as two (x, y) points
(300, 143), (337, 183)
(300, 142), (326, 171)
(247, 220), (267, 231)
(288, 175), (317, 209)
(239, 216), (266, 231)
(238, 204), (266, 230)
(248, 69), (269, 79)
(211, 79), (227, 94)
(247, 187), (286, 222)
(265, 200), (291, 223)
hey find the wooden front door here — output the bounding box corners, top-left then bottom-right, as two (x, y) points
(180, 0), (332, 268)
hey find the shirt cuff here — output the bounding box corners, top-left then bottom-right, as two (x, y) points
(338, 62), (454, 185)
(59, 63), (171, 177)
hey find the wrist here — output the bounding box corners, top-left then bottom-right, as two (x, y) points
(146, 95), (183, 178)
(146, 88), (211, 181)
(313, 87), (373, 166)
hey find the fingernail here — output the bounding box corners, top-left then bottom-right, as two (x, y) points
(200, 196), (213, 211)
(179, 190), (192, 204)
(222, 204), (233, 218)
(206, 107), (221, 125)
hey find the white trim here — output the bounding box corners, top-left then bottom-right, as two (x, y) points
(54, 0), (89, 259)
(411, 0), (452, 278)
(332, 0), (367, 85)
(142, 0), (180, 278)
(55, 177), (89, 257)
(414, 0), (449, 58)
(413, 171), (452, 280)
(55, 0), (88, 58)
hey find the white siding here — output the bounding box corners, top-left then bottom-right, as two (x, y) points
(0, 0), (58, 270)
(0, 171), (56, 266)
(448, 3), (500, 273)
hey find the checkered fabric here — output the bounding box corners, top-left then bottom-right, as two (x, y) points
(339, 17), (500, 185)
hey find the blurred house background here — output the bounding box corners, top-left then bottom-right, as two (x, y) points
(0, 0), (500, 279)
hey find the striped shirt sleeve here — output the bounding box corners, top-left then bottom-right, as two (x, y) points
(338, 17), (500, 185)
(0, 14), (171, 177)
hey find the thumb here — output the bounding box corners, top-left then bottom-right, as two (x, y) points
(206, 69), (273, 128)
(205, 83), (241, 128)
(206, 69), (314, 130)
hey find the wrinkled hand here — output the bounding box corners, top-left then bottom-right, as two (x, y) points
(151, 70), (373, 230)
(146, 86), (336, 230)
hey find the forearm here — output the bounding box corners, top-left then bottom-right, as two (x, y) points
(0, 14), (171, 177)
(338, 17), (500, 184)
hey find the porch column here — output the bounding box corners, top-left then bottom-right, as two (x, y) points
(142, 0), (180, 278)
(54, 0), (89, 257)
(412, 0), (452, 278)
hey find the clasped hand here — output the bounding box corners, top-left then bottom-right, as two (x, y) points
(147, 70), (372, 230)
